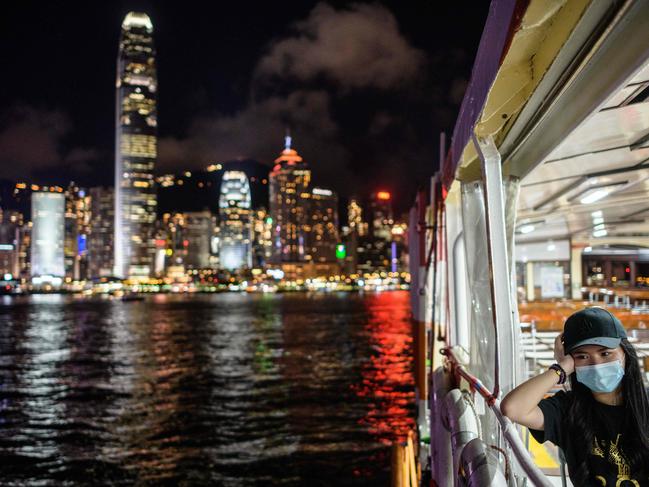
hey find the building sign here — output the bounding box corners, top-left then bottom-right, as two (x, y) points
(540, 265), (564, 298)
(335, 244), (346, 260)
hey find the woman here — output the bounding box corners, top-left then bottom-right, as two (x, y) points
(501, 307), (649, 485)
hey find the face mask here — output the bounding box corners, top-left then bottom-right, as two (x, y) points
(575, 360), (625, 393)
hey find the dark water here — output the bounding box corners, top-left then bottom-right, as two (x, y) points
(0, 291), (414, 486)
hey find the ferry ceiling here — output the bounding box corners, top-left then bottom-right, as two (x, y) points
(445, 0), (649, 247)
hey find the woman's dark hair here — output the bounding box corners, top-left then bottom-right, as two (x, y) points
(565, 339), (649, 484)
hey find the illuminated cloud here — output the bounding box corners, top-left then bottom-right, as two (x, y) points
(255, 3), (425, 90)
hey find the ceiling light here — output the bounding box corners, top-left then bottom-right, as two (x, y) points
(593, 229), (608, 237)
(574, 182), (627, 205)
(580, 189), (611, 204)
(519, 224), (535, 234)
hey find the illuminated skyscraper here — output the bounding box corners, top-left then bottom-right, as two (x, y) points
(31, 192), (65, 283)
(114, 12), (158, 279)
(184, 211), (213, 269)
(252, 207), (273, 268)
(309, 188), (339, 263)
(369, 191), (393, 241)
(219, 171), (252, 270)
(269, 135), (311, 263)
(88, 187), (114, 278)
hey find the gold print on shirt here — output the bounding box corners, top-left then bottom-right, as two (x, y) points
(590, 434), (640, 486)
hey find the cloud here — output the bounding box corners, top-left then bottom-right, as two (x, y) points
(255, 3), (425, 90)
(159, 89), (353, 191)
(0, 105), (99, 181)
(158, 3), (428, 198)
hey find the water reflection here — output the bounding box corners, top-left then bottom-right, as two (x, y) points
(0, 292), (414, 485)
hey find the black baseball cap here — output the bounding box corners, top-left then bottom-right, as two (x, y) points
(563, 307), (627, 353)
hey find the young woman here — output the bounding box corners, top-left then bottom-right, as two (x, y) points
(501, 307), (649, 485)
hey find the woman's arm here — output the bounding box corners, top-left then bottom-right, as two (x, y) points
(500, 334), (574, 430)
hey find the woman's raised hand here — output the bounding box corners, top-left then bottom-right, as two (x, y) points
(554, 333), (575, 375)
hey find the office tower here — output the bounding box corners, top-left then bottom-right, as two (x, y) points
(31, 192), (65, 283)
(369, 191), (393, 241)
(269, 135), (311, 263)
(219, 171), (252, 270)
(0, 210), (22, 278)
(184, 211), (213, 269)
(88, 187), (115, 278)
(252, 207), (273, 268)
(348, 198), (367, 237)
(309, 188), (339, 263)
(64, 183), (91, 280)
(114, 12), (158, 279)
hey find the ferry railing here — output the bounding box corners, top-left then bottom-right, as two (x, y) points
(441, 347), (554, 487)
(391, 431), (419, 487)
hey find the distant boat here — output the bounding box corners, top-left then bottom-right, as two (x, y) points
(121, 294), (144, 302)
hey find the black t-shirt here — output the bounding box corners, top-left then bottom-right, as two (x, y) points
(529, 390), (648, 486)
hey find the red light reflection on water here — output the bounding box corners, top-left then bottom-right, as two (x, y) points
(352, 291), (415, 446)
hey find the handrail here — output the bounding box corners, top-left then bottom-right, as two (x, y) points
(441, 347), (554, 487)
(391, 431), (419, 487)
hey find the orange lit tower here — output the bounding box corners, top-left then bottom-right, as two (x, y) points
(269, 135), (312, 264)
(370, 191), (393, 241)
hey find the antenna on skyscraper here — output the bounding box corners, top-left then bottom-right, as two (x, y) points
(284, 128), (292, 151)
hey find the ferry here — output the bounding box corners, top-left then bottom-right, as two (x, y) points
(401, 0), (649, 485)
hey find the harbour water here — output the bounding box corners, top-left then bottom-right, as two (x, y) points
(0, 291), (414, 485)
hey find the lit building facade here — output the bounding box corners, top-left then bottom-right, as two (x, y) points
(64, 183), (91, 280)
(184, 211), (213, 269)
(269, 136), (311, 264)
(31, 192), (65, 281)
(88, 187), (115, 279)
(252, 207), (273, 268)
(114, 12), (158, 279)
(369, 191), (393, 241)
(219, 171), (252, 270)
(309, 187), (339, 263)
(348, 198), (367, 237)
(0, 210), (22, 278)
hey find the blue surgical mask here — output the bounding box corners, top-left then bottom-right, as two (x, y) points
(575, 360), (625, 393)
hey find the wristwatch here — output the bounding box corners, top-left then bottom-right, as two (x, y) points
(548, 363), (567, 385)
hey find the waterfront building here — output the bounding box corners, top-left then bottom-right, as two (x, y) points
(309, 187), (339, 264)
(30, 192), (65, 284)
(64, 183), (91, 280)
(114, 12), (158, 280)
(269, 136), (312, 268)
(184, 211), (213, 269)
(88, 187), (114, 279)
(219, 171), (252, 270)
(252, 207), (273, 268)
(347, 198), (367, 237)
(0, 210), (22, 278)
(369, 191), (393, 241)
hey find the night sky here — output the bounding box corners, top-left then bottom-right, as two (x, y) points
(0, 1), (489, 212)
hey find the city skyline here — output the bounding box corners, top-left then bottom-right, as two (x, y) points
(0, 2), (489, 213)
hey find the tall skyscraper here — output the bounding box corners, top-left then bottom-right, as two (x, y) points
(0, 210), (22, 278)
(184, 211), (213, 269)
(219, 171), (252, 270)
(114, 12), (158, 279)
(88, 187), (115, 279)
(31, 192), (65, 283)
(252, 207), (273, 268)
(309, 188), (339, 263)
(269, 135), (311, 264)
(369, 191), (393, 241)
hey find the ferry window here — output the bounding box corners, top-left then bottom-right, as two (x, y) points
(636, 263), (649, 287)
